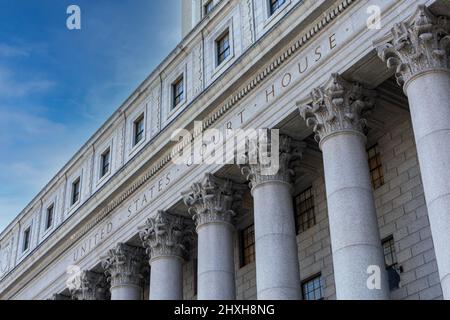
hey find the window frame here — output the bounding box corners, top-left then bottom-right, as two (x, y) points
(216, 30), (231, 66)
(367, 144), (385, 190)
(172, 76), (185, 109)
(133, 114), (145, 147)
(71, 177), (81, 206)
(301, 273), (324, 300)
(22, 227), (31, 253)
(45, 204), (55, 231)
(240, 224), (256, 268)
(268, 0), (286, 16)
(100, 147), (111, 178)
(294, 187), (316, 234)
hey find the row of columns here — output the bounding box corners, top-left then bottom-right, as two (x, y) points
(66, 5), (450, 300)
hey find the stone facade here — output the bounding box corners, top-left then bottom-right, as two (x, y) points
(0, 0), (449, 300)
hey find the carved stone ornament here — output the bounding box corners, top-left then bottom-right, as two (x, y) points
(139, 210), (193, 262)
(377, 5), (450, 87)
(101, 243), (145, 288)
(240, 134), (305, 190)
(297, 73), (375, 145)
(182, 174), (245, 228)
(69, 270), (108, 300)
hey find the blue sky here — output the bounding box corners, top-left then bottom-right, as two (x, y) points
(0, 0), (181, 232)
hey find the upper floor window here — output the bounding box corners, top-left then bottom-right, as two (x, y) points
(133, 115), (145, 146)
(204, 0), (214, 15)
(368, 144), (384, 189)
(71, 178), (81, 206)
(216, 30), (231, 66)
(100, 148), (111, 178)
(302, 274), (324, 300)
(294, 187), (316, 234)
(172, 77), (184, 109)
(269, 0), (286, 16)
(240, 224), (256, 267)
(46, 204), (54, 230)
(22, 227), (31, 252)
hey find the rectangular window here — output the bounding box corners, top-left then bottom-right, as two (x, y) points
(172, 77), (184, 108)
(216, 30), (231, 66)
(241, 224), (256, 267)
(46, 204), (54, 230)
(71, 178), (81, 206)
(302, 274), (323, 300)
(22, 227), (31, 252)
(294, 187), (316, 234)
(100, 148), (111, 178)
(204, 0), (214, 15)
(133, 115), (145, 146)
(269, 0), (286, 16)
(382, 236), (401, 290)
(382, 236), (397, 268)
(368, 144), (384, 189)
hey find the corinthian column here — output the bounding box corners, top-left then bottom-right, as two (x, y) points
(101, 243), (145, 300)
(241, 134), (304, 300)
(183, 174), (243, 300)
(139, 211), (191, 300)
(298, 74), (389, 300)
(69, 270), (107, 300)
(377, 5), (450, 299)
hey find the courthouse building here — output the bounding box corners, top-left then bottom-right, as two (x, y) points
(1, 0), (450, 300)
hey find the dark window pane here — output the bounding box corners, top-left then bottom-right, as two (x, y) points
(46, 205), (54, 230)
(241, 224), (255, 267)
(217, 31), (230, 65)
(302, 275), (323, 300)
(269, 0), (286, 15)
(72, 179), (80, 205)
(294, 187), (316, 233)
(101, 149), (111, 177)
(173, 77), (184, 108)
(23, 227), (31, 252)
(367, 144), (385, 189)
(134, 116), (145, 145)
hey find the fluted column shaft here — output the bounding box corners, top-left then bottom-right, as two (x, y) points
(101, 243), (144, 300)
(140, 211), (191, 300)
(299, 74), (390, 300)
(183, 174), (242, 300)
(377, 5), (450, 299)
(242, 135), (303, 300)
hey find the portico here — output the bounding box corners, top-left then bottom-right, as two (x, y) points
(1, 0), (449, 301)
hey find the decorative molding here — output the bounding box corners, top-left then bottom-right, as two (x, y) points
(182, 174), (245, 228)
(241, 135), (305, 190)
(101, 243), (145, 288)
(139, 211), (193, 261)
(69, 270), (108, 301)
(297, 73), (375, 145)
(377, 5), (450, 88)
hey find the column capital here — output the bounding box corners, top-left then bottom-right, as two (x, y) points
(182, 174), (244, 228)
(101, 243), (145, 288)
(297, 73), (375, 146)
(241, 134), (305, 190)
(69, 270), (108, 300)
(376, 5), (450, 88)
(139, 210), (192, 262)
